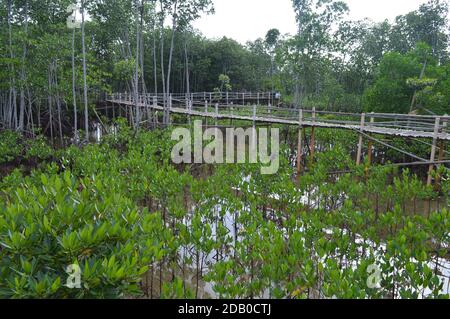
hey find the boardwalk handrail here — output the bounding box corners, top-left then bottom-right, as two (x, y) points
(105, 93), (450, 141)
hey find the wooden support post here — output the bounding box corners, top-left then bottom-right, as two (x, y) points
(310, 127), (315, 166)
(310, 107), (316, 166)
(356, 113), (366, 166)
(297, 109), (303, 182)
(253, 104), (257, 127)
(187, 99), (192, 126)
(226, 92), (229, 105)
(435, 117), (447, 189)
(427, 117), (441, 186)
(205, 100), (208, 113)
(366, 115), (374, 177)
(257, 93), (260, 106)
(113, 103), (116, 120)
(215, 103), (219, 127)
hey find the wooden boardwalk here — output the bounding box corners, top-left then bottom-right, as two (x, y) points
(105, 93), (450, 141)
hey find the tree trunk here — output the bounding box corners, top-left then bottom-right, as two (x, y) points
(166, 14), (177, 95)
(184, 28), (190, 96)
(134, 0), (141, 130)
(7, 0), (17, 130)
(153, 16), (158, 94)
(72, 25), (78, 139)
(165, 1), (178, 125)
(81, 0), (89, 141)
(53, 62), (64, 146)
(140, 0), (147, 94)
(18, 0), (29, 132)
(26, 87), (34, 136)
(159, 1), (167, 124)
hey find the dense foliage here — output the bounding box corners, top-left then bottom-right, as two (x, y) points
(0, 125), (448, 299)
(1, 0), (449, 141)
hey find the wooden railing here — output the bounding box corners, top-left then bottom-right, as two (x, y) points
(105, 93), (449, 141)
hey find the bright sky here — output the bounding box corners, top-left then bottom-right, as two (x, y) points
(192, 0), (432, 44)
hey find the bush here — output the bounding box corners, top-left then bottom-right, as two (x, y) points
(0, 131), (22, 164)
(0, 131), (53, 165)
(0, 171), (153, 298)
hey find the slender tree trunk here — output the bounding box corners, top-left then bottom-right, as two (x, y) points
(134, 0), (141, 130)
(48, 67), (54, 143)
(165, 2), (178, 125)
(159, 1), (167, 123)
(166, 1), (178, 98)
(72, 26), (78, 139)
(184, 28), (190, 96)
(53, 62), (64, 146)
(7, 0), (17, 130)
(26, 88), (34, 136)
(140, 0), (147, 94)
(18, 0), (29, 132)
(81, 0), (89, 141)
(153, 17), (158, 94)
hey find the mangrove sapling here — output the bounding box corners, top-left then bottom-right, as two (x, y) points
(0, 171), (153, 298)
(1, 126), (448, 299)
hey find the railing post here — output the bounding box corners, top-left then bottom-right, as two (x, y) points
(427, 117), (442, 186)
(297, 109), (304, 181)
(253, 104), (257, 125)
(435, 116), (448, 188)
(310, 107), (317, 166)
(356, 113), (366, 166)
(215, 103), (219, 127)
(366, 114), (375, 176)
(205, 100), (208, 113)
